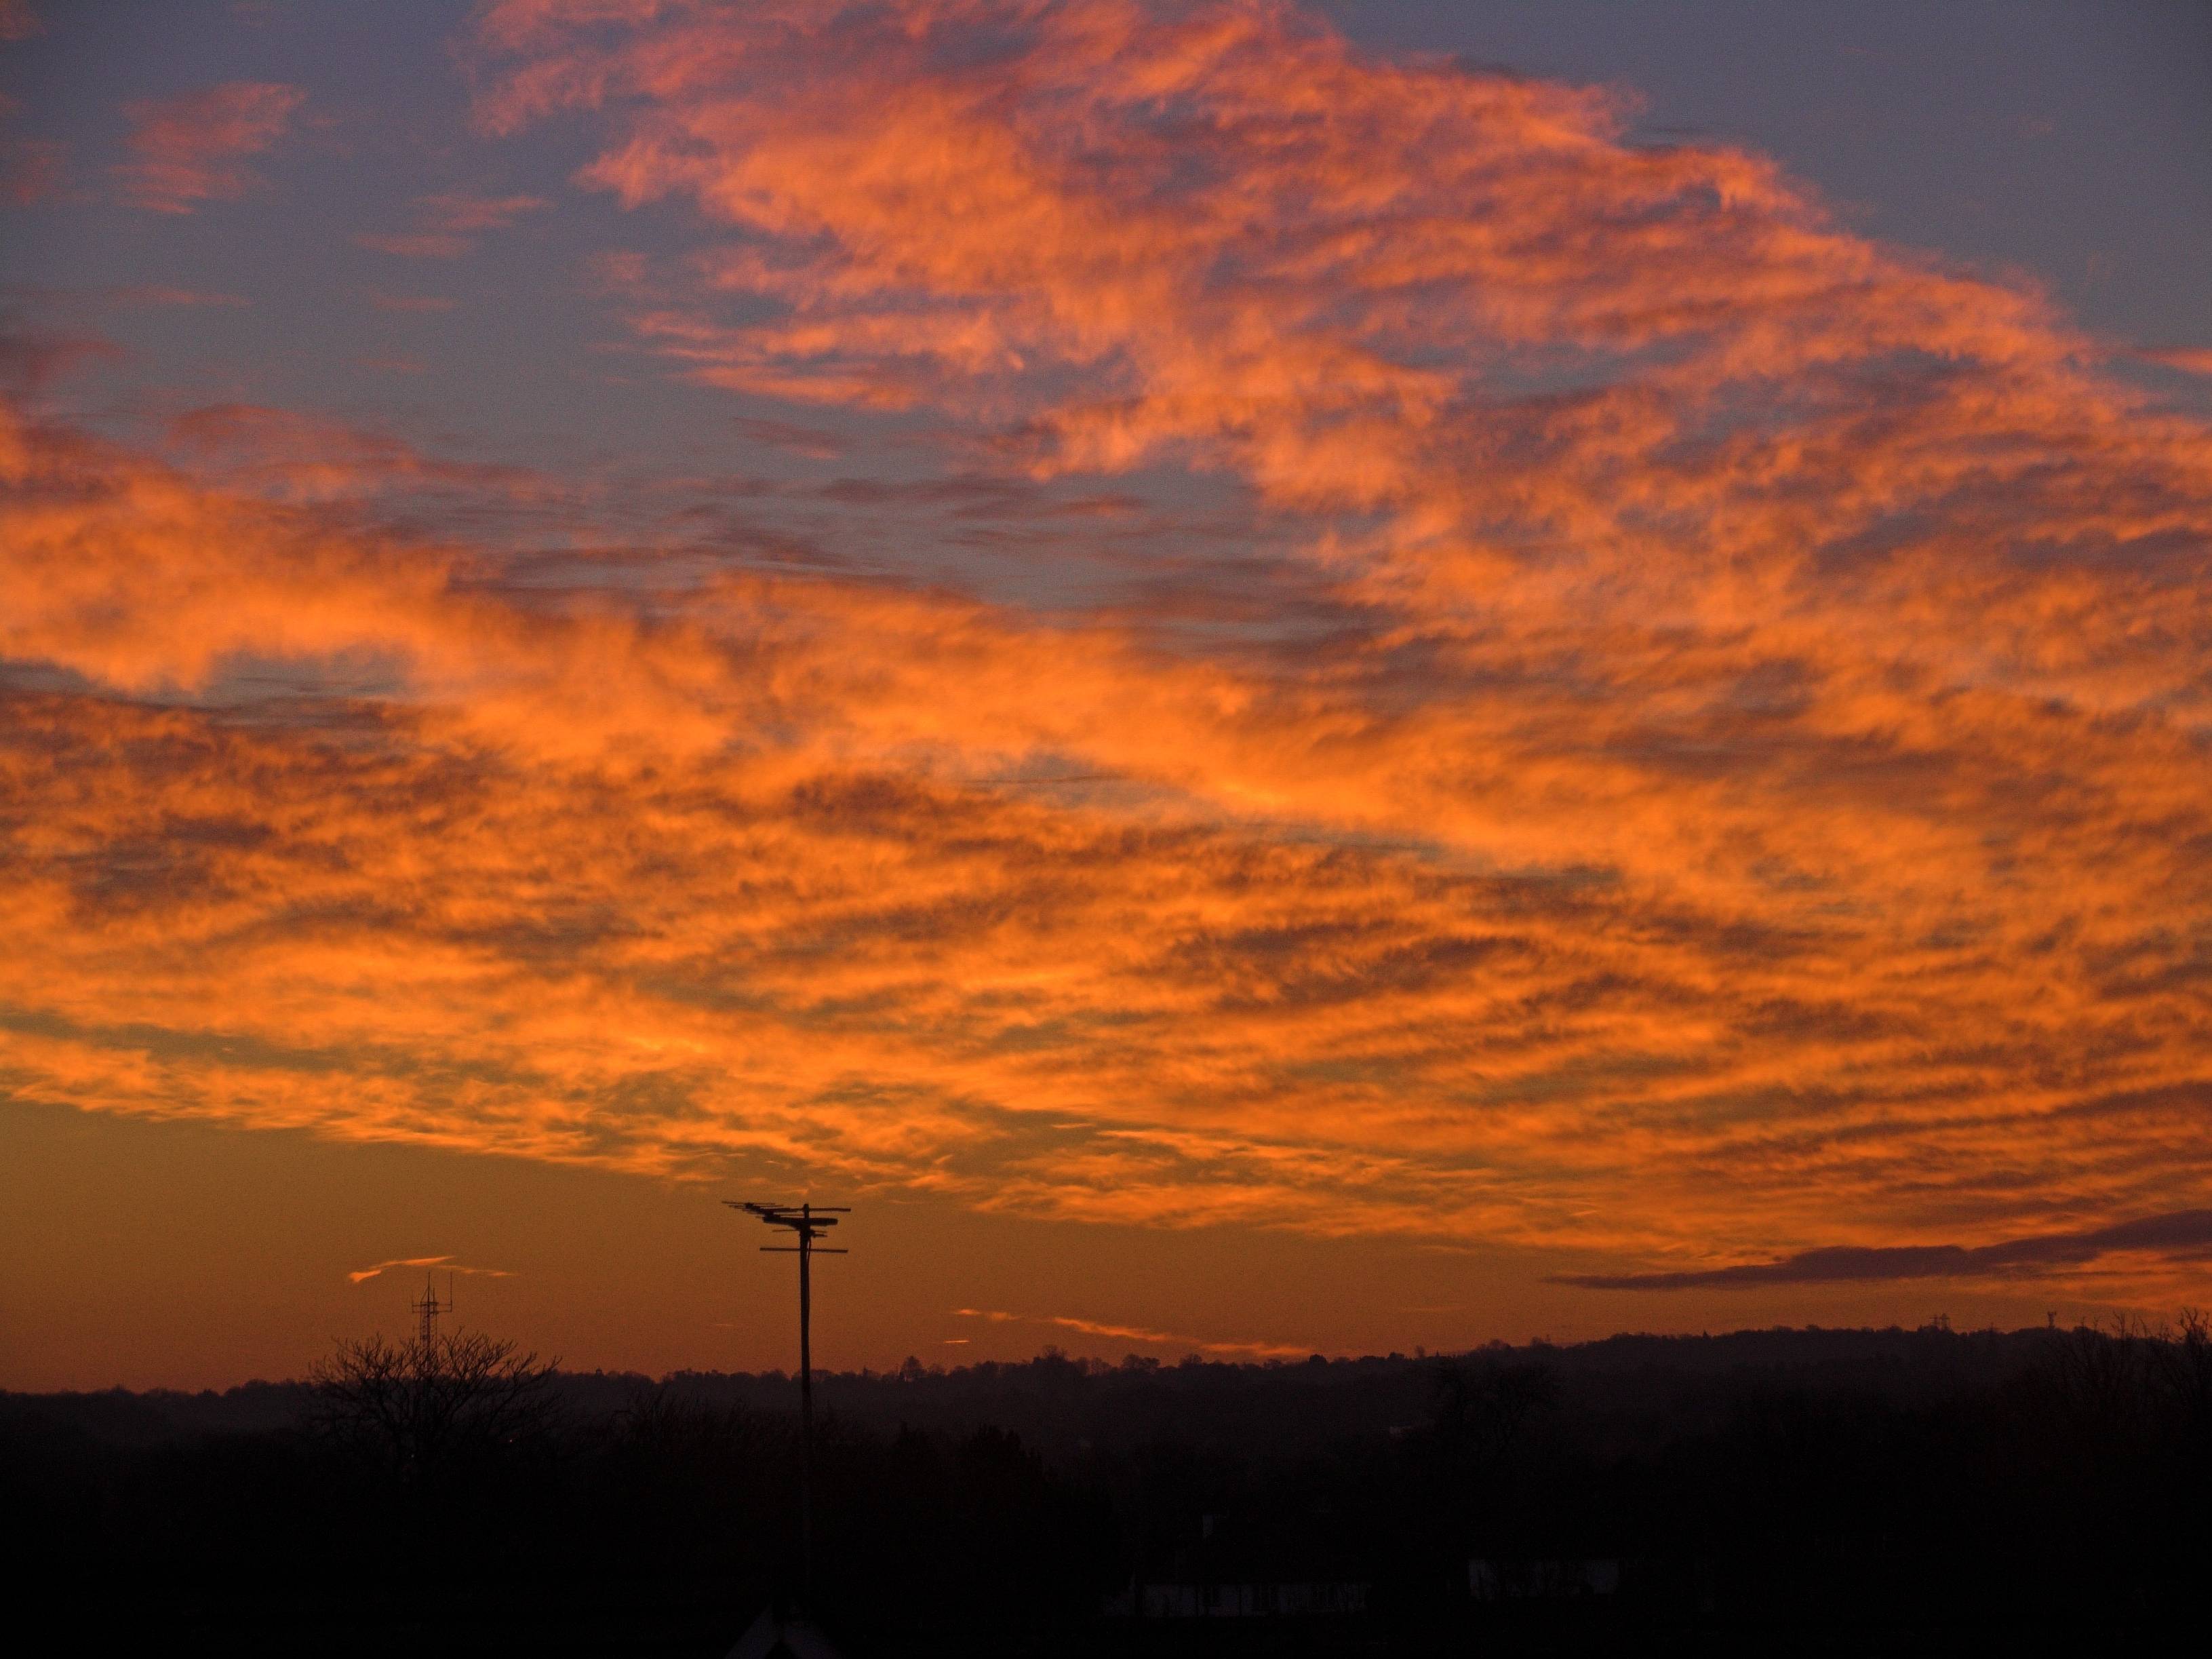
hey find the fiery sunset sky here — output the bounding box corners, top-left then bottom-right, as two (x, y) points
(4, 1), (2211, 1389)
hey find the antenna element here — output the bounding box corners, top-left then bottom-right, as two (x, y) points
(410, 1269), (455, 1352)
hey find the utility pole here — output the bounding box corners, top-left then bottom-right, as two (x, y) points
(730, 1200), (848, 1599)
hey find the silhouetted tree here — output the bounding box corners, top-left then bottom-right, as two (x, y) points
(309, 1327), (559, 1485)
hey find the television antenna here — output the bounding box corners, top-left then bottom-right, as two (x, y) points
(410, 1269), (455, 1351)
(728, 1200), (848, 1596)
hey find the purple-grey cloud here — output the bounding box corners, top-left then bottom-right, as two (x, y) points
(1560, 1211), (2212, 1291)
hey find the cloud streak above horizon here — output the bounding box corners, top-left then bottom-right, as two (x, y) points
(3, 0), (2210, 1303)
(953, 1306), (1308, 1359)
(347, 1255), (515, 1285)
(1558, 1210), (2212, 1291)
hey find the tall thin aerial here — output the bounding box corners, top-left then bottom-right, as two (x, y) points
(410, 1270), (454, 1353)
(730, 1199), (848, 1596)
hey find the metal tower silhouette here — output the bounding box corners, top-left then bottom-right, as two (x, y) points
(410, 1270), (454, 1352)
(729, 1199), (848, 1595)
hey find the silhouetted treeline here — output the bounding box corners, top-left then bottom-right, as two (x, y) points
(5, 1320), (2208, 1654)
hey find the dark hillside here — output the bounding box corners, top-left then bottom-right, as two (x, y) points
(5, 1321), (2205, 1654)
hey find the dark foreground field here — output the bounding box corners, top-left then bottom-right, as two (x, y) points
(6, 1321), (2207, 1655)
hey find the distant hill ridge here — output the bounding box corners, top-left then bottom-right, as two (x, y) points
(1, 1321), (2080, 1453)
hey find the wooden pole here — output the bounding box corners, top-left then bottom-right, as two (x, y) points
(798, 1203), (814, 1597)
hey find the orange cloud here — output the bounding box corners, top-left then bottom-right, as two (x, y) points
(5, 376), (2209, 1298)
(114, 81), (304, 214)
(348, 1255), (514, 1285)
(6, 2), (2212, 1306)
(2144, 346), (2212, 378)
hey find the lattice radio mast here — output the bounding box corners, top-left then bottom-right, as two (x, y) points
(410, 1269), (455, 1352)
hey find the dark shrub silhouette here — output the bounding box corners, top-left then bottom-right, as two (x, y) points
(309, 1327), (561, 1485)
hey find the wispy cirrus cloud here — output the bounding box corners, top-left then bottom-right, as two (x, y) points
(110, 286), (250, 309)
(347, 1255), (514, 1285)
(114, 81), (304, 214)
(0, 325), (123, 395)
(159, 400), (555, 505)
(953, 1308), (1309, 1359)
(354, 191), (545, 259)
